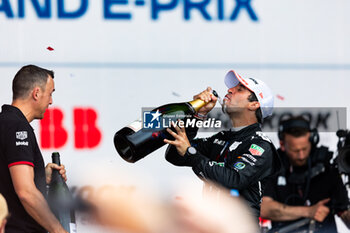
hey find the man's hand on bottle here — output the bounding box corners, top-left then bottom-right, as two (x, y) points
(193, 87), (218, 116)
(45, 163), (67, 184)
(164, 122), (191, 156)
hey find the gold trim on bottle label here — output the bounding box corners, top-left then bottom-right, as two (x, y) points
(188, 99), (206, 112)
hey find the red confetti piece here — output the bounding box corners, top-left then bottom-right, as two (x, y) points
(47, 46), (54, 51)
(276, 94), (285, 101)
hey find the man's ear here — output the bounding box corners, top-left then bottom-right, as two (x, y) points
(280, 140), (286, 152)
(32, 87), (40, 101)
(248, 101), (260, 111)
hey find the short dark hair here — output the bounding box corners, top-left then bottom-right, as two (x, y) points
(248, 92), (262, 124)
(12, 65), (54, 100)
(279, 116), (310, 140)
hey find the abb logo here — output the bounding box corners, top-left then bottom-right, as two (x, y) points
(40, 108), (102, 149)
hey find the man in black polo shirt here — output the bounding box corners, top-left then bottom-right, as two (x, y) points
(0, 65), (68, 233)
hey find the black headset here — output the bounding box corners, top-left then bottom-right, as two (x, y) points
(278, 117), (320, 147)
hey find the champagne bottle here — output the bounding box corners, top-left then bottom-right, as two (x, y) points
(114, 91), (218, 163)
(48, 152), (76, 233)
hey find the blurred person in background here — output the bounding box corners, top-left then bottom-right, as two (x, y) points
(164, 70), (281, 223)
(78, 182), (258, 233)
(0, 194), (9, 233)
(261, 116), (350, 232)
(0, 65), (67, 233)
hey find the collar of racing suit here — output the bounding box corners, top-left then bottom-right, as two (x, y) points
(224, 123), (261, 139)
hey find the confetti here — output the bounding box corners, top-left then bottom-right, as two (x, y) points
(276, 94), (285, 101)
(47, 46), (54, 51)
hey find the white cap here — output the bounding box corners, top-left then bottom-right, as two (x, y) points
(224, 70), (274, 119)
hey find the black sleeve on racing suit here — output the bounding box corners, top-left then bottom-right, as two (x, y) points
(185, 139), (275, 190)
(165, 117), (218, 166)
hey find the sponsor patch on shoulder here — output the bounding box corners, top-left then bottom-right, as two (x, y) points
(16, 131), (28, 140)
(249, 144), (265, 156)
(256, 131), (271, 143)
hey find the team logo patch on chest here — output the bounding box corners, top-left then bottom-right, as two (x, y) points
(249, 144), (265, 156)
(209, 161), (225, 167)
(16, 131), (28, 140)
(213, 139), (225, 146)
(229, 141), (242, 151)
(233, 162), (246, 170)
(277, 176), (287, 186)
